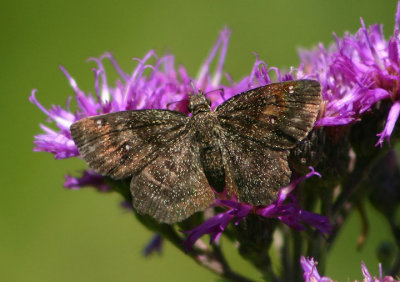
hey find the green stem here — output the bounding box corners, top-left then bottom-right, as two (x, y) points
(234, 216), (279, 281)
(329, 151), (385, 247)
(305, 183), (333, 274)
(292, 230), (303, 282)
(282, 229), (292, 282)
(211, 244), (256, 282)
(388, 220), (400, 276)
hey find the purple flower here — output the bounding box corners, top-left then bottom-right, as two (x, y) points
(300, 256), (331, 282)
(143, 234), (163, 256)
(299, 2), (400, 146)
(64, 170), (109, 191)
(181, 198), (251, 252)
(29, 91), (79, 159)
(182, 168), (331, 251)
(361, 261), (397, 282)
(301, 257), (397, 282)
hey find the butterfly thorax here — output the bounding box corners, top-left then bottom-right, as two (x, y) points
(188, 93), (211, 114)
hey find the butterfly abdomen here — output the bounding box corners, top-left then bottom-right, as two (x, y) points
(190, 112), (226, 193)
(200, 145), (226, 193)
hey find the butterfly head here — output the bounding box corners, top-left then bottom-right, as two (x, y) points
(188, 92), (211, 114)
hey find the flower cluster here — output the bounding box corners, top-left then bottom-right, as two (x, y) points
(300, 2), (400, 146)
(301, 256), (397, 282)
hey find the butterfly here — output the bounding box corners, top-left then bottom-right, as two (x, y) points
(70, 80), (321, 223)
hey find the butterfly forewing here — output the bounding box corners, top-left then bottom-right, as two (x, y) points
(216, 80), (321, 149)
(70, 110), (187, 179)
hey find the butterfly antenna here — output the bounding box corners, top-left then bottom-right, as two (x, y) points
(205, 88), (226, 101)
(189, 81), (199, 96)
(166, 99), (189, 110)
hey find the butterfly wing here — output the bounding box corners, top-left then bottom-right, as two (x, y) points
(70, 110), (188, 179)
(71, 110), (215, 223)
(216, 80), (321, 205)
(216, 80), (321, 149)
(131, 132), (215, 223)
(220, 132), (291, 205)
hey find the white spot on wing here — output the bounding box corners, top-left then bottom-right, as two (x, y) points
(97, 119), (102, 128)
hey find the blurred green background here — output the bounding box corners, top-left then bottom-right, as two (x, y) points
(0, 1), (397, 281)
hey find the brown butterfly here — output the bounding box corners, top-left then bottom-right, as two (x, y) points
(70, 80), (321, 223)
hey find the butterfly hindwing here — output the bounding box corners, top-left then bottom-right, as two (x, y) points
(220, 131), (291, 206)
(131, 131), (215, 223)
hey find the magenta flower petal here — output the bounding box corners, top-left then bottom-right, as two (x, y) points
(64, 170), (109, 191)
(29, 90), (76, 131)
(300, 256), (332, 282)
(267, 167), (321, 205)
(33, 124), (78, 159)
(361, 261), (373, 282)
(182, 209), (242, 252)
(376, 100), (400, 146)
(143, 234), (163, 256)
(361, 262), (397, 282)
(302, 257), (397, 282)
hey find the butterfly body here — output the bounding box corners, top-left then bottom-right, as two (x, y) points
(70, 80), (321, 223)
(189, 105), (227, 193)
